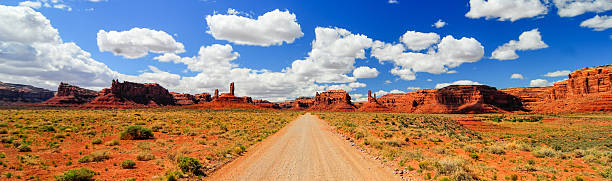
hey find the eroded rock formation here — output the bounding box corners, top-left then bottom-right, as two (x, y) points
(194, 93), (212, 103)
(357, 90), (390, 112)
(171, 92), (197, 105)
(308, 90), (356, 111)
(0, 82), (54, 104)
(279, 97), (315, 110)
(84, 80), (175, 108)
(378, 85), (523, 113)
(41, 83), (98, 106)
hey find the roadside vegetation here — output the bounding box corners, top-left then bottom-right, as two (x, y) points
(316, 112), (612, 181)
(0, 108), (299, 180)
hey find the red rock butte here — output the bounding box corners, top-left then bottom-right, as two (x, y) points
(22, 64), (612, 113)
(42, 82), (98, 107)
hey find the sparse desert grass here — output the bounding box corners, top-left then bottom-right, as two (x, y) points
(316, 112), (612, 181)
(0, 108), (300, 180)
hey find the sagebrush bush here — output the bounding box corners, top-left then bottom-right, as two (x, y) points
(136, 151), (155, 161)
(532, 146), (557, 158)
(120, 125), (153, 140)
(91, 138), (102, 145)
(104, 139), (119, 146)
(120, 160), (136, 169)
(178, 156), (203, 175)
(55, 167), (97, 181)
(78, 150), (110, 163)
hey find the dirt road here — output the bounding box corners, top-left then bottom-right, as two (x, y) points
(208, 113), (400, 181)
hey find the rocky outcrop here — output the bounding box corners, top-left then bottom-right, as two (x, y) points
(253, 100), (280, 109)
(279, 97), (315, 110)
(194, 93), (212, 103)
(194, 82), (267, 109)
(41, 83), (98, 106)
(171, 92), (197, 105)
(84, 80), (175, 108)
(378, 85), (524, 113)
(533, 64), (612, 112)
(308, 90), (356, 111)
(357, 90), (390, 112)
(0, 82), (54, 104)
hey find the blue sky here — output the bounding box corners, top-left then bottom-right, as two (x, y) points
(0, 0), (611, 101)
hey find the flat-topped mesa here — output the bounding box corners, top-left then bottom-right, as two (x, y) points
(532, 64), (612, 112)
(84, 80), (175, 108)
(308, 90), (356, 111)
(253, 99), (279, 109)
(171, 92), (197, 105)
(279, 97), (315, 110)
(41, 82), (98, 106)
(378, 85), (523, 113)
(0, 82), (54, 104)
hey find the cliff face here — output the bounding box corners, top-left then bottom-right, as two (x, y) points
(0, 82), (54, 104)
(279, 97), (315, 110)
(41, 83), (98, 106)
(171, 92), (197, 105)
(84, 80), (175, 108)
(535, 65), (612, 112)
(378, 85), (523, 113)
(308, 90), (356, 111)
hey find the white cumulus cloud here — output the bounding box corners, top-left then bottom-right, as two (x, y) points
(435, 80), (482, 89)
(580, 15), (612, 31)
(433, 19), (446, 28)
(511, 73), (524, 79)
(352, 66), (379, 78)
(97, 28), (185, 59)
(530, 79), (552, 87)
(543, 70), (571, 77)
(19, 1), (42, 9)
(400, 31), (440, 51)
(466, 0), (548, 21)
(0, 5), (117, 89)
(491, 29), (548, 60)
(554, 0), (612, 17)
(372, 32), (484, 81)
(206, 9), (304, 46)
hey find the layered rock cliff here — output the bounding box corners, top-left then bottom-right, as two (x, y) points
(41, 83), (98, 106)
(378, 85), (524, 113)
(0, 82), (54, 104)
(171, 92), (197, 105)
(308, 90), (356, 111)
(84, 80), (175, 108)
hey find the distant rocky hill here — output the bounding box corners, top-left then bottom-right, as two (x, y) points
(41, 83), (98, 106)
(0, 82), (54, 104)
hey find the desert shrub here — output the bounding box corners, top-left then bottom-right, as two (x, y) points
(233, 144), (246, 155)
(137, 151), (155, 161)
(39, 125), (56, 132)
(383, 132), (393, 138)
(469, 153), (479, 160)
(435, 157), (464, 175)
(532, 146), (557, 158)
(78, 150), (109, 163)
(17, 144), (31, 152)
(354, 131), (365, 139)
(120, 125), (153, 140)
(55, 167), (97, 181)
(91, 138), (102, 145)
(120, 160), (136, 169)
(0, 129), (7, 134)
(485, 145), (505, 155)
(104, 139), (119, 146)
(599, 168), (612, 179)
(177, 156), (203, 175)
